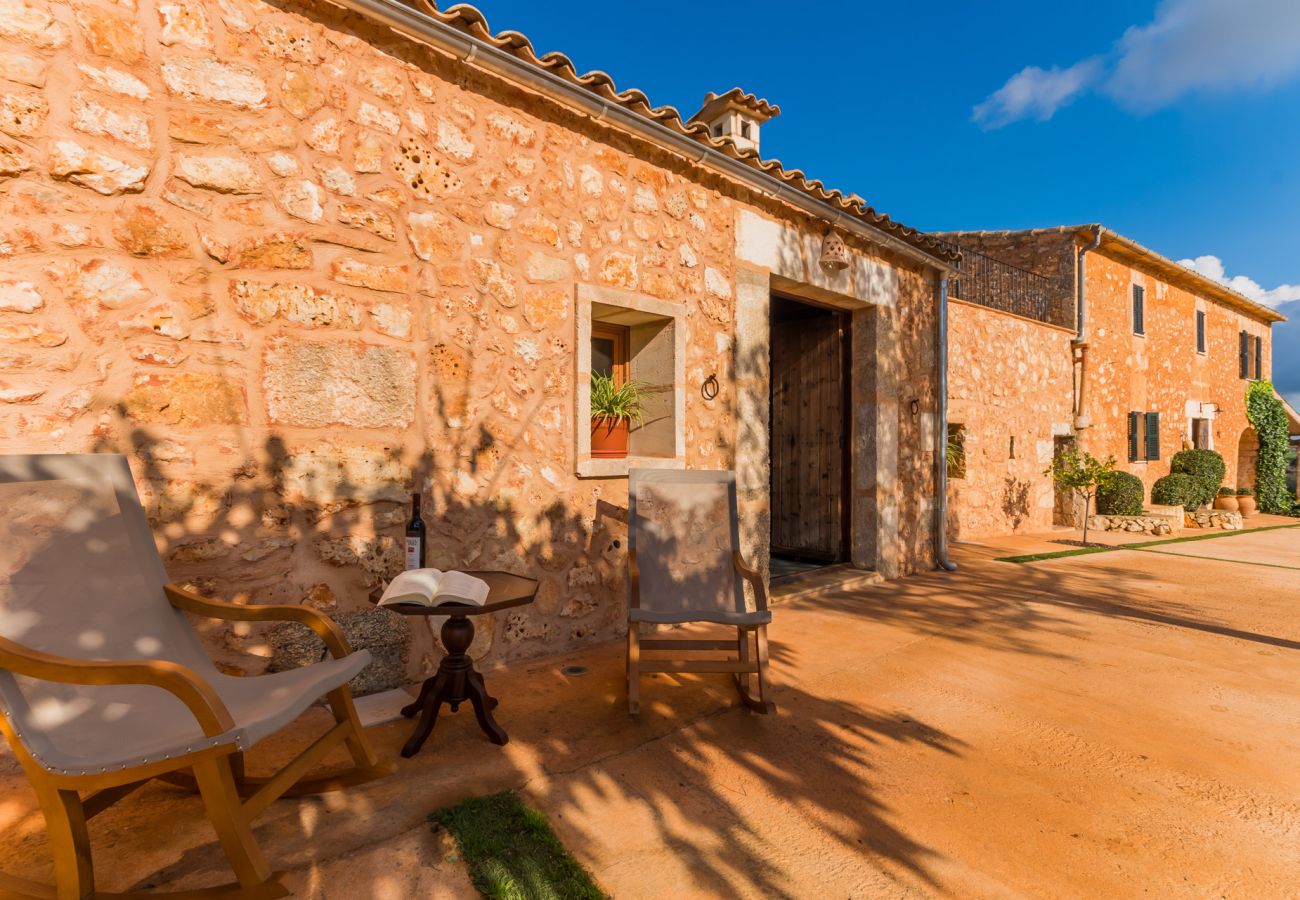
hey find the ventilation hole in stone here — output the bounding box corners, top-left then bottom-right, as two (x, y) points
(561, 665), (589, 677)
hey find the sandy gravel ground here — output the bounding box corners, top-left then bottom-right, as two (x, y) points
(1, 524), (1297, 898)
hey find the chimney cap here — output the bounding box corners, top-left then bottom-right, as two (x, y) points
(688, 88), (781, 126)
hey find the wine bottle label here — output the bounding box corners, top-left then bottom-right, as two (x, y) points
(405, 537), (422, 570)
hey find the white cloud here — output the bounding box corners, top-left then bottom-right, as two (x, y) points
(972, 60), (1102, 128)
(1178, 254), (1300, 308)
(974, 0), (1300, 128)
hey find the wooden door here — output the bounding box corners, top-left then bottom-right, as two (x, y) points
(770, 309), (847, 560)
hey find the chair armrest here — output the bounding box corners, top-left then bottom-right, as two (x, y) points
(165, 583), (354, 659)
(733, 552), (770, 611)
(0, 635), (234, 738)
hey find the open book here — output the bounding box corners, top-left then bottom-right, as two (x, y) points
(377, 569), (490, 608)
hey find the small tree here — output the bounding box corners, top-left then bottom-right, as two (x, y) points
(1044, 448), (1118, 545)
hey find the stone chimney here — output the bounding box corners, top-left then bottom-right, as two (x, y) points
(688, 88), (780, 155)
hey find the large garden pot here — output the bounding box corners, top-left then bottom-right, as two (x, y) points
(591, 417), (630, 459)
(1214, 495), (1239, 512)
(1237, 495), (1257, 517)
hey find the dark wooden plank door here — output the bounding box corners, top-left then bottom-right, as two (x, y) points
(770, 312), (846, 560)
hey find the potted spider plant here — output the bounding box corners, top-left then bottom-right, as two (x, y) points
(1236, 487), (1257, 518)
(590, 373), (646, 459)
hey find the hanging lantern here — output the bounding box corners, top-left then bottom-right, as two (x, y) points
(819, 230), (850, 273)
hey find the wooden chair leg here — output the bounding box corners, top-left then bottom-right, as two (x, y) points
(34, 783), (93, 900)
(325, 685), (381, 770)
(626, 624), (640, 715)
(736, 625), (752, 695)
(193, 755), (272, 890)
(753, 625), (775, 714)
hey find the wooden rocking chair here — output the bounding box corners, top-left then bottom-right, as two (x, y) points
(626, 469), (774, 715)
(0, 454), (393, 899)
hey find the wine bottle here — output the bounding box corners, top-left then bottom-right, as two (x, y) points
(405, 493), (425, 570)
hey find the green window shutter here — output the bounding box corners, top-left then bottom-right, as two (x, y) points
(1196, 311), (1205, 353)
(1133, 286), (1145, 334)
(1128, 411), (1141, 462)
(1144, 411), (1160, 461)
(1240, 331), (1249, 378)
(1255, 335), (1263, 379)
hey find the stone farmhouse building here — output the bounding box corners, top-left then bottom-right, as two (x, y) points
(0, 0), (961, 681)
(938, 225), (1287, 538)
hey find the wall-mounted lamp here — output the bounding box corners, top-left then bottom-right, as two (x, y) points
(701, 372), (719, 401)
(819, 230), (850, 273)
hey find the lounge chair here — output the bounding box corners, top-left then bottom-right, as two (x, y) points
(0, 453), (392, 899)
(626, 469), (774, 715)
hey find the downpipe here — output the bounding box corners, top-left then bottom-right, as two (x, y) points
(935, 275), (957, 572)
(1073, 226), (1103, 430)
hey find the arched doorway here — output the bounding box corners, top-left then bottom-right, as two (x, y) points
(1236, 427), (1259, 489)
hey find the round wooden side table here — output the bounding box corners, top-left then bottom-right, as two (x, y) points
(384, 571), (538, 758)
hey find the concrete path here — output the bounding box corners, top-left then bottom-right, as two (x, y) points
(1, 525), (1298, 897)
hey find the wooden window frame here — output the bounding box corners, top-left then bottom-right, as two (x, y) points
(1132, 285), (1145, 336)
(591, 321), (630, 385)
(1195, 310), (1206, 354)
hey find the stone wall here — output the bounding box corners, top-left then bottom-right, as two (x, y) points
(1082, 250), (1269, 496)
(0, 0), (941, 678)
(1086, 514), (1176, 536)
(946, 298), (1075, 537)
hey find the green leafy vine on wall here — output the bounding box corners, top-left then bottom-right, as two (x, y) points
(1245, 381), (1290, 513)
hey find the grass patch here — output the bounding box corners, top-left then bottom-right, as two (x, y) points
(430, 792), (606, 900)
(996, 523), (1300, 563)
(995, 545), (1116, 563)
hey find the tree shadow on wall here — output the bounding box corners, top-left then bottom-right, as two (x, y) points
(1001, 477), (1031, 532)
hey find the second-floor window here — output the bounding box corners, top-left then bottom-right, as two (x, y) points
(1196, 310), (1206, 354)
(1132, 285), (1145, 335)
(1239, 331), (1264, 380)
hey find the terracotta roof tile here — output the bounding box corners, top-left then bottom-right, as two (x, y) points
(394, 1), (955, 263)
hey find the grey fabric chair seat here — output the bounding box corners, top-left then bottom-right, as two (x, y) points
(629, 607), (772, 627)
(16, 651), (372, 775)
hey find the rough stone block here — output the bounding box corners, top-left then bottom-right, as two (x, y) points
(48, 140), (148, 194)
(161, 56), (267, 109)
(280, 443), (411, 504)
(264, 337), (416, 427)
(267, 608), (410, 696)
(113, 202), (191, 256)
(1, 91), (48, 137)
(74, 4), (145, 64)
(72, 92), (151, 150)
(0, 0), (68, 48)
(173, 152), (261, 193)
(122, 372), (247, 425)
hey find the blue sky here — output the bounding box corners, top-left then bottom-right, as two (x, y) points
(467, 0), (1300, 403)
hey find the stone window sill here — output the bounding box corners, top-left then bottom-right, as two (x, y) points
(576, 455), (685, 479)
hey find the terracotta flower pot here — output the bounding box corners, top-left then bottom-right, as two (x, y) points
(591, 417), (630, 459)
(1214, 495), (1239, 512)
(1237, 496), (1257, 517)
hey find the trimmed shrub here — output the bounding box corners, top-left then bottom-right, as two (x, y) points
(1096, 471), (1144, 515)
(1170, 449), (1225, 509)
(1151, 473), (1198, 511)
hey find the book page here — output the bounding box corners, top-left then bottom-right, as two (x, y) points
(433, 571), (490, 606)
(377, 568), (444, 606)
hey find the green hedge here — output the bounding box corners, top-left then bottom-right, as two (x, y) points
(1170, 448), (1225, 510)
(1096, 471), (1144, 515)
(1151, 473), (1198, 511)
(1245, 382), (1291, 513)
